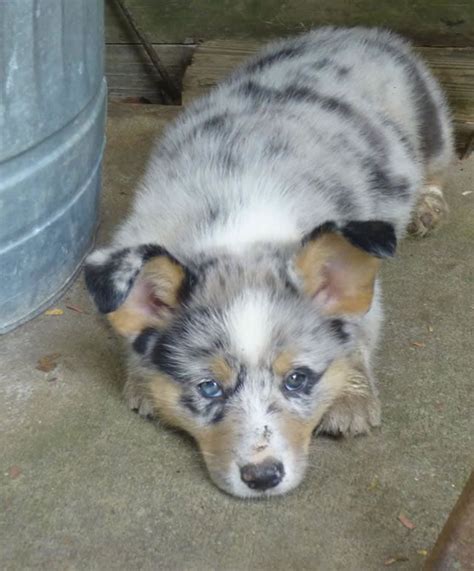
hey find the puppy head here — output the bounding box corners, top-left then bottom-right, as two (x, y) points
(84, 221), (395, 497)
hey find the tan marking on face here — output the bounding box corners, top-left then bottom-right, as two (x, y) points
(209, 356), (233, 387)
(318, 357), (363, 400)
(146, 365), (239, 485)
(196, 420), (237, 473)
(280, 356), (365, 452)
(295, 232), (380, 315)
(148, 372), (192, 430)
(272, 350), (295, 377)
(149, 372), (238, 479)
(281, 414), (314, 456)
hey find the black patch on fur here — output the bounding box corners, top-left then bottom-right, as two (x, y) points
(84, 244), (167, 314)
(364, 162), (411, 199)
(336, 65), (350, 77)
(201, 113), (228, 132)
(309, 93), (385, 155)
(311, 58), (331, 71)
(221, 365), (246, 400)
(328, 184), (359, 215)
(383, 118), (416, 156)
(210, 409), (225, 424)
(150, 331), (183, 379)
(266, 139), (292, 157)
(267, 402), (282, 414)
(150, 306), (223, 378)
(201, 396), (228, 424)
(188, 346), (216, 360)
(237, 81), (386, 156)
(366, 39), (444, 159)
(341, 220), (397, 258)
(283, 276), (299, 294)
(178, 266), (198, 303)
(282, 85), (316, 103)
(194, 256), (219, 283)
(237, 80), (273, 101)
(302, 220), (396, 258)
(218, 148), (238, 172)
(188, 113), (232, 142)
(244, 45), (306, 73)
(300, 368), (323, 396)
(208, 207), (219, 222)
(328, 319), (349, 343)
(180, 394), (200, 415)
(133, 327), (161, 355)
(281, 86), (351, 117)
(235, 366), (246, 394)
(302, 221), (338, 245)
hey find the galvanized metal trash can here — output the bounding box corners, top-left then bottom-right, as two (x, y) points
(0, 0), (107, 333)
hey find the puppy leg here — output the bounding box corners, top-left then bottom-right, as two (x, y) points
(407, 176), (449, 237)
(317, 356), (381, 437)
(123, 367), (156, 419)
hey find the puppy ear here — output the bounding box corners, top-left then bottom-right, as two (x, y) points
(339, 220), (396, 258)
(84, 244), (194, 338)
(293, 221), (396, 316)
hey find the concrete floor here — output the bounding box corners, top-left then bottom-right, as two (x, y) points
(1, 103), (473, 570)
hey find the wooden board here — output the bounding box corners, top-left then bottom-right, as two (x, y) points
(182, 40), (474, 155)
(105, 0), (474, 47)
(106, 44), (194, 102)
(418, 47), (474, 124)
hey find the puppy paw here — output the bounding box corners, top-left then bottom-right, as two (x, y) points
(123, 379), (156, 419)
(318, 393), (381, 437)
(318, 366), (381, 437)
(407, 185), (449, 238)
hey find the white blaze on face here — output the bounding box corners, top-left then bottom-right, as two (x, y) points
(225, 290), (273, 367)
(218, 295), (313, 497)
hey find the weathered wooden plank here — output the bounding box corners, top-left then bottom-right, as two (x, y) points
(105, 0), (474, 47)
(182, 40), (474, 155)
(418, 47), (474, 124)
(106, 44), (194, 102)
(182, 40), (260, 104)
(454, 122), (474, 158)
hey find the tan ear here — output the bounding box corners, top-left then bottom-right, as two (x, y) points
(294, 232), (381, 316)
(107, 256), (188, 337)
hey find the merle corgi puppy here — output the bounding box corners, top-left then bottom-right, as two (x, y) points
(85, 27), (453, 497)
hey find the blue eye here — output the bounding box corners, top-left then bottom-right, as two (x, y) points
(283, 371), (308, 392)
(198, 379), (223, 398)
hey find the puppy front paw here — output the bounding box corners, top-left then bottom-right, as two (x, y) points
(318, 394), (381, 437)
(407, 185), (449, 238)
(123, 378), (156, 419)
(317, 368), (381, 437)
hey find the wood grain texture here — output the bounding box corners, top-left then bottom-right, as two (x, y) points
(105, 0), (474, 47)
(106, 44), (194, 102)
(418, 47), (474, 123)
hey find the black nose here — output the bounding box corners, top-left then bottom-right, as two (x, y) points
(240, 459), (285, 491)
